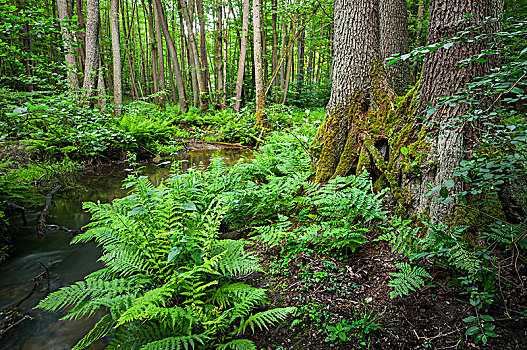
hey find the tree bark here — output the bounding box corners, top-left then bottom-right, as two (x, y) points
(415, 0), (503, 222)
(271, 0), (279, 94)
(154, 0), (166, 109)
(178, 0), (209, 111)
(155, 0), (188, 112)
(311, 0), (383, 182)
(196, 0), (211, 99)
(57, 0), (80, 91)
(110, 0), (122, 114)
(215, 0), (225, 108)
(144, 0), (159, 105)
(253, 0), (265, 127)
(234, 0), (251, 113)
(280, 23), (295, 104)
(380, 0), (410, 94)
(81, 0), (101, 102)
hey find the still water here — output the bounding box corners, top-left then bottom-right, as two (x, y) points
(0, 149), (250, 349)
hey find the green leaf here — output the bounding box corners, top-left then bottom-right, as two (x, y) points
(167, 246), (182, 263)
(466, 326), (479, 335)
(463, 316), (476, 323)
(128, 206), (147, 216)
(401, 147), (409, 156)
(181, 202), (197, 211)
(444, 180), (455, 189)
(439, 187), (449, 198)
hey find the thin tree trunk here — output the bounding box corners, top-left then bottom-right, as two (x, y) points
(215, 0), (225, 108)
(121, 0), (141, 99)
(82, 0), (101, 102)
(155, 0), (188, 112)
(271, 0), (278, 93)
(253, 0), (265, 127)
(178, 0), (209, 111)
(233, 0), (251, 113)
(154, 0), (166, 109)
(75, 0), (87, 71)
(197, 0), (211, 98)
(136, 11), (148, 97)
(110, 0), (122, 114)
(280, 23), (295, 104)
(57, 0), (80, 91)
(296, 17), (306, 103)
(145, 0), (159, 105)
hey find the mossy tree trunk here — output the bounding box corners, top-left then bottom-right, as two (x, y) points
(412, 0), (504, 223)
(311, 0), (394, 183)
(313, 0), (504, 226)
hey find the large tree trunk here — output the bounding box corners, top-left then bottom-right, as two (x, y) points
(311, 0), (384, 183)
(81, 0), (101, 102)
(57, 0), (80, 91)
(253, 0), (265, 127)
(380, 0), (410, 94)
(234, 0), (251, 113)
(110, 0), (122, 114)
(414, 0), (503, 222)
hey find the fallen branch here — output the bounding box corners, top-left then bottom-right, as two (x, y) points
(0, 315), (31, 335)
(37, 185), (61, 237)
(46, 224), (85, 236)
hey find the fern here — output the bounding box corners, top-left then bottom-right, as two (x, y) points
(237, 307), (297, 334)
(388, 263), (431, 298)
(217, 339), (257, 350)
(140, 334), (208, 350)
(72, 314), (116, 350)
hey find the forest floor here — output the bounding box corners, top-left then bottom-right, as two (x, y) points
(245, 239), (527, 349)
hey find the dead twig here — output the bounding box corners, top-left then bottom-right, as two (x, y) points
(37, 185), (61, 237)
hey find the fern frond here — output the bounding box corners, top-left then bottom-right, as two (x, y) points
(388, 263), (431, 298)
(140, 334), (208, 350)
(98, 247), (146, 277)
(36, 278), (130, 312)
(71, 314), (115, 350)
(237, 307), (296, 334)
(213, 240), (260, 276)
(217, 339), (257, 350)
(117, 284), (174, 326)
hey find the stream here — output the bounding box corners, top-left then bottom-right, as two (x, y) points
(0, 148), (250, 350)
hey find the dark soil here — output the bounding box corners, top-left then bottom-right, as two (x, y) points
(245, 240), (527, 349)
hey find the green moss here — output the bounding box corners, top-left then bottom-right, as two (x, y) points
(450, 192), (506, 231)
